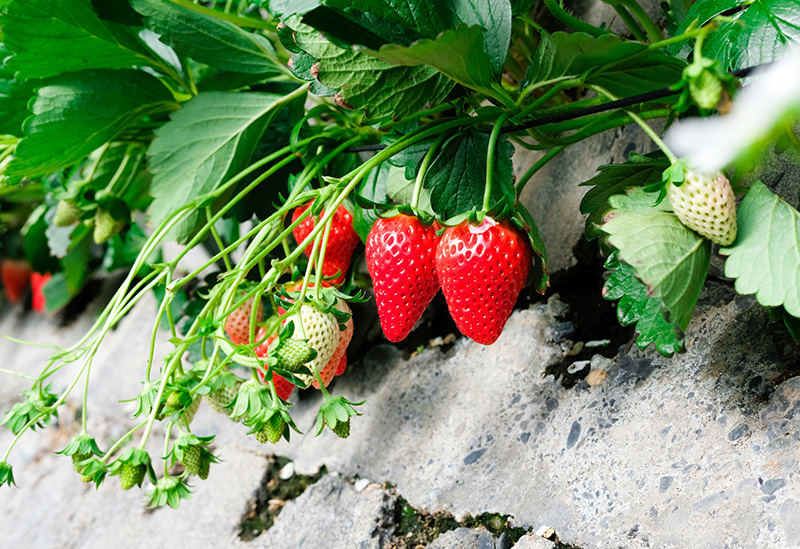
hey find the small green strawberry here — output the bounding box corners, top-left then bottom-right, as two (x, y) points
(331, 417), (351, 439)
(57, 434), (103, 479)
(93, 208), (125, 244)
(284, 304), (340, 387)
(274, 339), (316, 372)
(53, 200), (82, 227)
(169, 433), (218, 477)
(119, 462), (145, 490)
(665, 170), (737, 245)
(109, 448), (151, 490)
(198, 460), (210, 480)
(253, 412), (286, 444)
(181, 445), (202, 475)
(689, 69), (722, 110)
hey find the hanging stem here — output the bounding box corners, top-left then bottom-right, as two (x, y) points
(541, 0), (607, 37)
(516, 147), (566, 197)
(589, 84), (678, 163)
(411, 132), (450, 210)
(484, 112), (513, 211)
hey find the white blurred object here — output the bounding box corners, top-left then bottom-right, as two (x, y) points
(665, 48), (800, 172)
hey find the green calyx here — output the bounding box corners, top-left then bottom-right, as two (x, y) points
(314, 396), (364, 438)
(146, 475), (193, 509)
(0, 461), (15, 487)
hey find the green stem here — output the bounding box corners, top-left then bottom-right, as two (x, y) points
(100, 422), (147, 463)
(589, 85), (677, 162)
(411, 132), (450, 210)
(611, 4), (648, 41)
(484, 112), (512, 211)
(517, 76), (581, 108)
(616, 0), (663, 42)
(314, 217), (333, 296)
(0, 368), (37, 380)
(516, 147), (566, 197)
(2, 412), (46, 461)
(541, 0), (607, 37)
(207, 208), (233, 272)
(517, 79), (583, 120)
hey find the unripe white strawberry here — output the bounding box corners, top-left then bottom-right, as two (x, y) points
(205, 380), (243, 419)
(666, 171), (737, 245)
(285, 304), (339, 387)
(312, 299), (353, 389)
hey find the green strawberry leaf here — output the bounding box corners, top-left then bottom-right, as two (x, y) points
(601, 188), (711, 330)
(704, 0), (800, 70)
(603, 252), (685, 356)
(131, 0), (286, 76)
(365, 24), (495, 93)
(272, 0), (511, 78)
(5, 70), (175, 180)
(423, 129), (515, 219)
(579, 152), (669, 240)
(286, 18), (455, 120)
(147, 89), (302, 241)
(0, 44), (36, 136)
(526, 31), (685, 96)
(720, 181), (800, 317)
(1, 0), (161, 80)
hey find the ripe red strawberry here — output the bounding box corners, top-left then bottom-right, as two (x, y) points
(366, 214), (440, 342)
(224, 295), (263, 345)
(1, 259), (31, 304)
(436, 217), (532, 345)
(30, 272), (51, 312)
(312, 299), (353, 389)
(292, 201), (359, 285)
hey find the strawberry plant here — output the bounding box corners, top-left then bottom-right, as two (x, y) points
(0, 0), (799, 508)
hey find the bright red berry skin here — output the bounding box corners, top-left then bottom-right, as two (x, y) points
(224, 296), (263, 345)
(435, 218), (532, 345)
(30, 272), (51, 312)
(366, 215), (441, 342)
(292, 202), (359, 286)
(1, 259), (32, 304)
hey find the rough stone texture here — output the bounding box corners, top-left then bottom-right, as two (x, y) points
(512, 535), (556, 548)
(0, 297), (268, 549)
(271, 279), (800, 548)
(252, 475), (396, 548)
(425, 527), (497, 549)
(516, 123), (658, 273)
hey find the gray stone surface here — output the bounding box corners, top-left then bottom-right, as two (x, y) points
(425, 527), (497, 549)
(516, 123), (659, 273)
(252, 475), (396, 548)
(272, 281), (800, 548)
(512, 535), (556, 548)
(0, 297), (268, 549)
